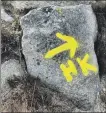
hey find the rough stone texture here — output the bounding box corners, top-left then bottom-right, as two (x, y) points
(4, 1), (96, 11)
(1, 59), (24, 90)
(100, 75), (106, 104)
(1, 60), (24, 112)
(92, 1), (106, 10)
(1, 1), (106, 112)
(93, 4), (106, 106)
(2, 1), (96, 17)
(94, 3), (106, 77)
(1, 6), (14, 22)
(1, 6), (22, 63)
(1, 19), (21, 63)
(1, 6), (14, 39)
(20, 5), (100, 111)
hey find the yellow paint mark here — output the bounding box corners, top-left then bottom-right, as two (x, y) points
(76, 54), (98, 76)
(60, 60), (77, 82)
(44, 32), (78, 59)
(56, 8), (62, 14)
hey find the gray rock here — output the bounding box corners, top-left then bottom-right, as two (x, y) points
(20, 5), (100, 111)
(1, 6), (14, 22)
(1, 60), (24, 112)
(100, 75), (106, 104)
(1, 60), (24, 111)
(94, 92), (106, 112)
(1, 59), (24, 89)
(92, 1), (106, 10)
(94, 13), (106, 77)
(2, 1), (96, 17)
(5, 1), (96, 11)
(94, 6), (106, 107)
(1, 6), (21, 63)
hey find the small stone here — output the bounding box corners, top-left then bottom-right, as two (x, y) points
(1, 59), (24, 88)
(1, 7), (14, 22)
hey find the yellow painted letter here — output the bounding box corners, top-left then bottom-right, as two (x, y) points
(60, 60), (77, 82)
(76, 54), (98, 76)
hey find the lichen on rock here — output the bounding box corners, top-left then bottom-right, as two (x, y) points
(20, 5), (100, 111)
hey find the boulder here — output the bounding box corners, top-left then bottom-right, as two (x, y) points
(20, 5), (100, 111)
(1, 6), (21, 63)
(4, 1), (95, 11)
(1, 6), (14, 22)
(2, 1), (96, 17)
(1, 59), (24, 92)
(1, 60), (24, 112)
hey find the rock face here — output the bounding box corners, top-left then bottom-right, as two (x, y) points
(1, 60), (24, 88)
(1, 6), (14, 22)
(1, 60), (24, 112)
(2, 1), (96, 17)
(1, 59), (24, 104)
(1, 6), (21, 63)
(20, 5), (100, 111)
(94, 5), (106, 106)
(4, 1), (96, 12)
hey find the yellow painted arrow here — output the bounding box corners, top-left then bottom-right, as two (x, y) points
(44, 32), (78, 59)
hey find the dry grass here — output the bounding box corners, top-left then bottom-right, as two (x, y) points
(1, 1), (106, 112)
(1, 75), (76, 112)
